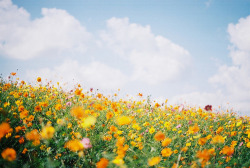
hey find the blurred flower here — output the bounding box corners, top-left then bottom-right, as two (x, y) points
(204, 105), (212, 111)
(37, 77), (41, 82)
(1, 148), (16, 161)
(0, 122), (12, 140)
(176, 124), (182, 128)
(211, 135), (225, 144)
(81, 116), (96, 128)
(66, 102), (72, 106)
(148, 157), (161, 167)
(81, 138), (92, 149)
(71, 106), (86, 119)
(162, 138), (172, 147)
(96, 158), (109, 168)
(116, 116), (132, 126)
(154, 131), (165, 141)
(41, 126), (55, 139)
(161, 148), (173, 157)
(65, 140), (84, 152)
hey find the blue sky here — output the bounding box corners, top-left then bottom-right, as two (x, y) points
(1, 0), (250, 115)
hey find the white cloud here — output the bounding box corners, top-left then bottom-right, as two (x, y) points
(173, 15), (250, 115)
(25, 59), (128, 90)
(100, 17), (191, 85)
(0, 0), (91, 60)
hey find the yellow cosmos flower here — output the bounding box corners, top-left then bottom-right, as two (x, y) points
(81, 116), (96, 128)
(116, 116), (132, 126)
(148, 157), (161, 167)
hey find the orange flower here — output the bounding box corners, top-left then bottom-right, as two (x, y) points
(55, 104), (62, 111)
(37, 77), (41, 82)
(106, 112), (114, 120)
(20, 110), (29, 119)
(216, 127), (224, 134)
(154, 131), (165, 141)
(211, 135), (225, 144)
(96, 158), (109, 168)
(64, 140), (84, 152)
(148, 157), (161, 167)
(34, 105), (42, 112)
(75, 88), (82, 96)
(198, 138), (207, 146)
(161, 148), (173, 157)
(221, 146), (234, 156)
(1, 148), (16, 161)
(19, 137), (25, 144)
(0, 122), (12, 140)
(196, 149), (210, 163)
(71, 106), (86, 119)
(116, 116), (132, 126)
(11, 72), (16, 76)
(162, 138), (172, 147)
(25, 129), (41, 141)
(22, 148), (28, 154)
(188, 125), (200, 134)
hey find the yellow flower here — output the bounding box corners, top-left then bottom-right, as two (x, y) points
(149, 127), (155, 134)
(247, 142), (250, 148)
(81, 116), (96, 128)
(116, 116), (132, 126)
(186, 142), (191, 147)
(148, 157), (161, 166)
(112, 156), (124, 166)
(41, 126), (55, 139)
(71, 106), (87, 119)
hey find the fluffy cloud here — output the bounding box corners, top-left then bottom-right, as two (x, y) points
(100, 17), (191, 85)
(173, 15), (250, 115)
(25, 59), (128, 90)
(0, 0), (91, 60)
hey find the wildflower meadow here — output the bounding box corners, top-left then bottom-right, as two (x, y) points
(0, 73), (250, 168)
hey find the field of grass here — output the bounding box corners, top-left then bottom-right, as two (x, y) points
(0, 73), (250, 168)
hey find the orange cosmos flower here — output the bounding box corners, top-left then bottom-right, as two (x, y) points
(221, 146), (234, 156)
(148, 157), (161, 167)
(198, 138), (207, 146)
(106, 112), (114, 120)
(70, 106), (87, 119)
(34, 105), (42, 112)
(196, 149), (210, 163)
(188, 125), (200, 134)
(1, 148), (16, 161)
(64, 140), (84, 152)
(96, 158), (109, 168)
(161, 148), (173, 157)
(211, 135), (225, 144)
(162, 138), (172, 147)
(154, 131), (165, 141)
(37, 77), (41, 82)
(11, 72), (16, 76)
(25, 129), (41, 141)
(0, 122), (12, 140)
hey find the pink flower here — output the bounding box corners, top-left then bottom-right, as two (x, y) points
(81, 138), (92, 149)
(66, 102), (72, 106)
(176, 124), (182, 128)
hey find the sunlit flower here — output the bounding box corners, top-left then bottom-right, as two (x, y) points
(116, 116), (132, 126)
(211, 135), (225, 144)
(154, 131), (165, 141)
(41, 126), (55, 139)
(65, 140), (84, 152)
(71, 106), (87, 119)
(81, 116), (96, 128)
(148, 157), (161, 166)
(161, 148), (173, 157)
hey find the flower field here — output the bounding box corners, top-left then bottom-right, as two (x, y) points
(0, 73), (250, 168)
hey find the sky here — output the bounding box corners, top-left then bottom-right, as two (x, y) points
(0, 0), (250, 115)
